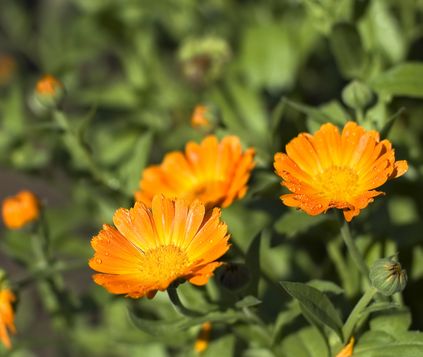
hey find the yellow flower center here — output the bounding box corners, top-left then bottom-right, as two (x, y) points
(316, 166), (359, 202)
(142, 245), (190, 285)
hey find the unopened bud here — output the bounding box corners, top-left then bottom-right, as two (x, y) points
(216, 263), (250, 292)
(369, 255), (407, 296)
(342, 80), (373, 110)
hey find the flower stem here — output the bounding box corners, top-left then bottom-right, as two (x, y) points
(167, 283), (202, 318)
(53, 110), (126, 196)
(338, 215), (370, 282)
(342, 287), (377, 342)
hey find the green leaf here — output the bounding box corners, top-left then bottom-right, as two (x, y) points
(370, 63), (423, 98)
(119, 131), (153, 194)
(280, 281), (344, 341)
(330, 22), (366, 79)
(307, 280), (344, 295)
(235, 296), (262, 309)
(242, 348), (275, 357)
(244, 230), (265, 296)
(274, 210), (330, 238)
(276, 326), (329, 357)
(370, 309), (412, 334)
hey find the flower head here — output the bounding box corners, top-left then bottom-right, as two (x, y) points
(89, 195), (230, 298)
(2, 191), (40, 229)
(191, 105), (211, 129)
(0, 273), (16, 350)
(274, 121), (408, 221)
(34, 74), (64, 109)
(0, 55), (16, 86)
(135, 135), (255, 208)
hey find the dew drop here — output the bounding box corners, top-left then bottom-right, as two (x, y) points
(96, 258), (102, 264)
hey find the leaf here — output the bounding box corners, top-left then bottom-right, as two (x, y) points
(370, 63), (423, 98)
(330, 22), (366, 79)
(280, 281), (344, 341)
(274, 210), (330, 238)
(276, 326), (329, 357)
(307, 280), (344, 295)
(369, 309), (412, 335)
(119, 131), (153, 194)
(242, 348), (275, 357)
(235, 296), (262, 309)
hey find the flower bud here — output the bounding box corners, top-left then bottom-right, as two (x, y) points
(190, 104), (218, 131)
(31, 74), (65, 111)
(194, 322), (212, 354)
(179, 36), (231, 86)
(2, 190), (40, 229)
(369, 255), (407, 296)
(342, 80), (374, 110)
(216, 263), (250, 292)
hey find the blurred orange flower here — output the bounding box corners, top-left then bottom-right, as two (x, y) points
(194, 322), (212, 353)
(336, 337), (354, 357)
(35, 74), (63, 96)
(0, 288), (16, 350)
(274, 121), (408, 221)
(135, 135), (255, 208)
(89, 195), (230, 298)
(0, 55), (16, 86)
(2, 191), (40, 229)
(191, 105), (210, 128)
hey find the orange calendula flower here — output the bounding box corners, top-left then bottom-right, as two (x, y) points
(135, 135), (255, 208)
(194, 322), (212, 354)
(2, 191), (40, 229)
(336, 337), (355, 357)
(274, 121), (408, 221)
(35, 74), (63, 95)
(0, 288), (16, 350)
(0, 55), (16, 86)
(191, 105), (210, 128)
(89, 195), (230, 298)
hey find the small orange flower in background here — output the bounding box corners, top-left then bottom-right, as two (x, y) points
(0, 55), (16, 86)
(2, 191), (40, 229)
(274, 121), (408, 221)
(135, 135), (255, 209)
(191, 104), (210, 128)
(35, 74), (63, 96)
(0, 286), (16, 350)
(89, 195), (230, 298)
(194, 322), (212, 354)
(336, 337), (355, 357)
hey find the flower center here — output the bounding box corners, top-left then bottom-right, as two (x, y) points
(141, 245), (190, 286)
(316, 166), (359, 202)
(184, 180), (227, 205)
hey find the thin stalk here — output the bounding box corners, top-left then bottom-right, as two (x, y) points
(338, 215), (370, 281)
(167, 284), (202, 318)
(343, 287), (377, 342)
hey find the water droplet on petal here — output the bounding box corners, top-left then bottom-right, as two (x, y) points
(96, 258), (102, 264)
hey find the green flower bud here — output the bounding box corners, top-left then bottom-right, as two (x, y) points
(369, 255), (407, 296)
(342, 80), (374, 110)
(178, 36), (231, 86)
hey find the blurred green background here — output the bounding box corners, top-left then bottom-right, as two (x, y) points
(1, 0), (423, 356)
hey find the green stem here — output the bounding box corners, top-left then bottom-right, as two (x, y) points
(343, 287), (377, 342)
(53, 110), (125, 195)
(338, 215), (370, 281)
(167, 283), (202, 318)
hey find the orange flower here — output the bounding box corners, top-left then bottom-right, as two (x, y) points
(274, 121), (408, 221)
(336, 337), (355, 357)
(2, 191), (40, 229)
(0, 288), (16, 350)
(194, 322), (212, 353)
(89, 195), (230, 298)
(135, 135), (255, 208)
(191, 105), (210, 128)
(0, 55), (16, 86)
(35, 74), (63, 96)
